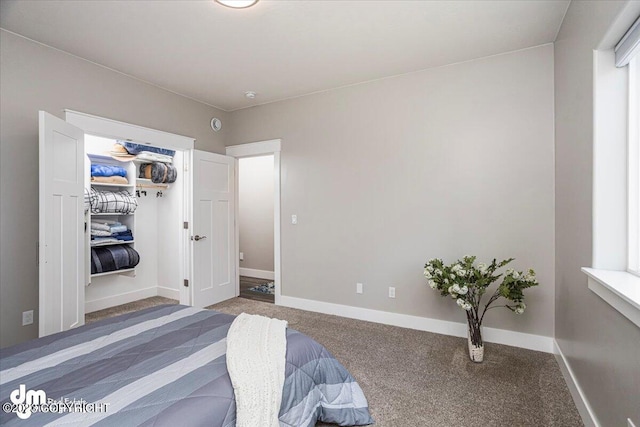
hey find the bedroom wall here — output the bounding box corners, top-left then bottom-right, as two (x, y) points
(239, 155), (275, 273)
(554, 1), (640, 425)
(0, 30), (229, 348)
(228, 44), (556, 337)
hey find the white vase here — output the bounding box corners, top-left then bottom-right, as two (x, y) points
(467, 327), (484, 363)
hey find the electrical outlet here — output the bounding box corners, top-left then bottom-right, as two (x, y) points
(22, 310), (34, 326)
(239, 252), (244, 261)
(356, 283), (363, 294)
(291, 215), (298, 225)
(388, 287), (396, 298)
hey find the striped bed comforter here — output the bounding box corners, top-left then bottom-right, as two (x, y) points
(0, 305), (373, 427)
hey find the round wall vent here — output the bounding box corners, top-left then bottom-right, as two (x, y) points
(210, 118), (222, 132)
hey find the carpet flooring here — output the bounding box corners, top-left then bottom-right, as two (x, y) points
(84, 296), (178, 323)
(87, 297), (582, 427)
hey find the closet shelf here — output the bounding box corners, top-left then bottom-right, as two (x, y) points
(90, 241), (135, 247)
(92, 212), (134, 216)
(136, 178), (170, 189)
(90, 182), (134, 188)
(91, 268), (135, 278)
(87, 153), (118, 162)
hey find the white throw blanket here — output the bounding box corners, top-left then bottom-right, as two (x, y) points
(226, 313), (288, 427)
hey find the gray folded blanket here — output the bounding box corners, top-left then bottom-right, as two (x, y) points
(91, 245), (140, 274)
(139, 162), (177, 184)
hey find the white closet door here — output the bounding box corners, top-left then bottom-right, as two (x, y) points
(39, 111), (85, 337)
(191, 150), (237, 307)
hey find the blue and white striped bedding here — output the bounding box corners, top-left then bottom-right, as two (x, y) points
(0, 305), (373, 426)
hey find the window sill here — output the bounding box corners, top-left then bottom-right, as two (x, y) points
(582, 268), (640, 328)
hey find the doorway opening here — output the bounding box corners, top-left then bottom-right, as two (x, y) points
(238, 155), (275, 303)
(226, 139), (282, 305)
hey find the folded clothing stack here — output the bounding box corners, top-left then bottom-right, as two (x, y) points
(111, 141), (175, 163)
(89, 188), (137, 214)
(90, 220), (134, 245)
(139, 162), (177, 184)
(91, 245), (140, 274)
(91, 164), (129, 184)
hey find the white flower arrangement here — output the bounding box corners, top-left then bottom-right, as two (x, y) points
(423, 256), (539, 348)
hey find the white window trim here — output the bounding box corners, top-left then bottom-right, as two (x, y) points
(588, 49), (640, 328)
(628, 57), (640, 275)
(583, 268), (640, 328)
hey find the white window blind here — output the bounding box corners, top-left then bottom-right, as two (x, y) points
(616, 15), (640, 67)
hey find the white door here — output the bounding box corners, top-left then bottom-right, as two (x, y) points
(39, 111), (85, 337)
(191, 150), (237, 307)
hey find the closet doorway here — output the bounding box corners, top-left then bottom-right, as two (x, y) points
(227, 140), (282, 305)
(38, 110), (237, 337)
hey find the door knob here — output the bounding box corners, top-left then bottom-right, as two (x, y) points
(192, 235), (207, 241)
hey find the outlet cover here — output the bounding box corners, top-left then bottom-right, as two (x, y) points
(239, 252), (244, 261)
(388, 287), (396, 298)
(22, 310), (34, 326)
(356, 283), (363, 294)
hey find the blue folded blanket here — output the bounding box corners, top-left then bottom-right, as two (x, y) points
(113, 230), (133, 241)
(91, 164), (127, 177)
(117, 141), (175, 157)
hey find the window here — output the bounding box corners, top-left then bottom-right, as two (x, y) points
(584, 16), (640, 329)
(628, 56), (640, 275)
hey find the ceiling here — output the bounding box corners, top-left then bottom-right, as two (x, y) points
(0, 0), (570, 111)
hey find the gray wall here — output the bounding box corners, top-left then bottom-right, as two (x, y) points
(554, 1), (640, 425)
(0, 30), (229, 348)
(228, 45), (556, 337)
(239, 155), (275, 272)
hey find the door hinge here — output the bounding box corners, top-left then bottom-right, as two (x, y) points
(183, 279), (189, 287)
(183, 221), (189, 229)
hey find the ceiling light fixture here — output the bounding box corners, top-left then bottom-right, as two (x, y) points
(215, 0), (259, 9)
(245, 91), (257, 99)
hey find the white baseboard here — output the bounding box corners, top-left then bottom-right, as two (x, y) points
(239, 268), (275, 281)
(157, 286), (180, 300)
(278, 295), (555, 353)
(554, 340), (599, 427)
(85, 287), (158, 313)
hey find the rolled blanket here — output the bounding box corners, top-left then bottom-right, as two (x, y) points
(139, 162), (177, 184)
(91, 245), (140, 274)
(91, 164), (127, 178)
(91, 176), (129, 184)
(89, 188), (137, 214)
(139, 163), (152, 180)
(226, 313), (287, 427)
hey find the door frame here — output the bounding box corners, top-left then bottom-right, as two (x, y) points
(64, 110), (194, 306)
(226, 139), (282, 304)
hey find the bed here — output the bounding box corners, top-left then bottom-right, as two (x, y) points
(0, 305), (373, 426)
